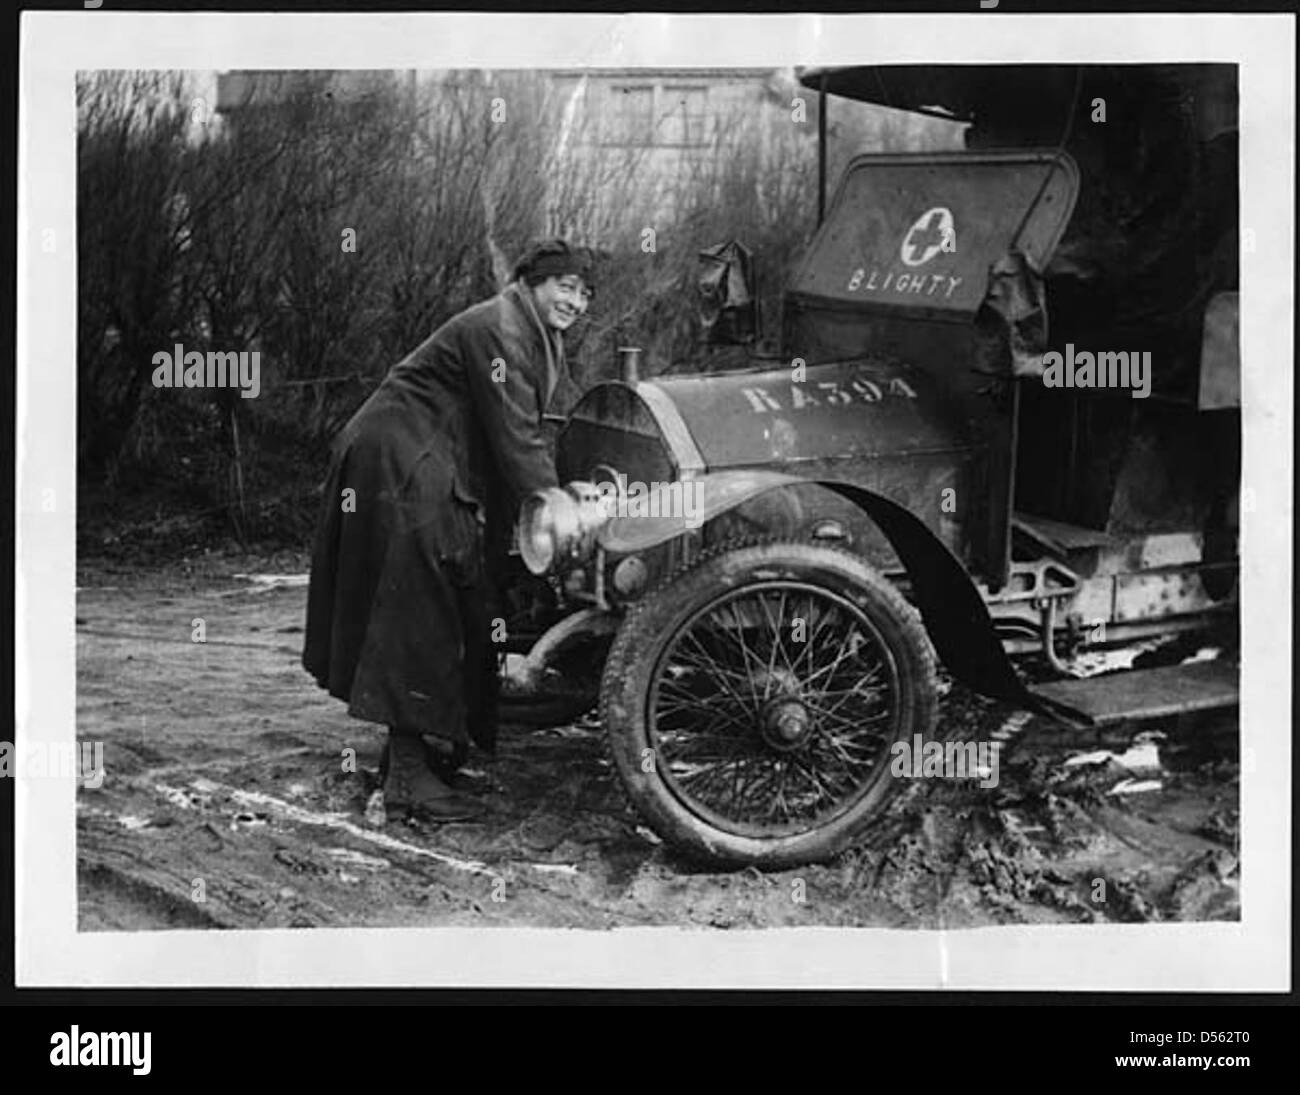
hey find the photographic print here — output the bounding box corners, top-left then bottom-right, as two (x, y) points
(15, 10), (1292, 989)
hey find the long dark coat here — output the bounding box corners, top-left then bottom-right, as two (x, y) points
(302, 282), (565, 750)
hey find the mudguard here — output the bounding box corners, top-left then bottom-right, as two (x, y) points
(598, 471), (1030, 703)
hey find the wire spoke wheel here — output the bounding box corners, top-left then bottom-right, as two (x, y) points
(602, 540), (937, 867)
(650, 581), (898, 838)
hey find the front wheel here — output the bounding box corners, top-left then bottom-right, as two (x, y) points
(601, 540), (937, 867)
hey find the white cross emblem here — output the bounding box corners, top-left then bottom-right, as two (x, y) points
(900, 207), (956, 267)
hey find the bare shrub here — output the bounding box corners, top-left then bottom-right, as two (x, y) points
(77, 72), (195, 481)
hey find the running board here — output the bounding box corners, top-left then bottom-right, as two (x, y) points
(1030, 661), (1239, 726)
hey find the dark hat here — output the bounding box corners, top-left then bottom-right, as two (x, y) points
(513, 238), (596, 287)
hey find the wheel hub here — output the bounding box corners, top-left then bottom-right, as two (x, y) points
(761, 698), (813, 751)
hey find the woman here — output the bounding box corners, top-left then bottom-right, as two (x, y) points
(303, 239), (594, 821)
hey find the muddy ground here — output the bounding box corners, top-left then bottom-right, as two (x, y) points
(75, 550), (1240, 931)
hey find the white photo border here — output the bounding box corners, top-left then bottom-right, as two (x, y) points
(17, 9), (1293, 989)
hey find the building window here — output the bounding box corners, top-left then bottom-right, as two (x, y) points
(602, 83), (655, 145)
(599, 82), (713, 148)
(660, 86), (709, 147)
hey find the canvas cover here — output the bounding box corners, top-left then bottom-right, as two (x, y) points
(797, 64), (1239, 399)
(790, 151), (1078, 320)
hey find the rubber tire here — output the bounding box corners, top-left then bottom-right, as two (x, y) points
(601, 539), (938, 868)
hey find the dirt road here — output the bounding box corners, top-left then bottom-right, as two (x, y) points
(75, 552), (1241, 931)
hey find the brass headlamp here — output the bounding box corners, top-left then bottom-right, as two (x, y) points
(517, 480), (617, 576)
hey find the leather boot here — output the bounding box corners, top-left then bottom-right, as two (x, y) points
(378, 735), (472, 786)
(382, 730), (484, 822)
(421, 734), (471, 782)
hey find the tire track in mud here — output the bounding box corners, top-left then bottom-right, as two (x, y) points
(78, 756), (667, 930)
(834, 685), (1241, 926)
(156, 777), (583, 881)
